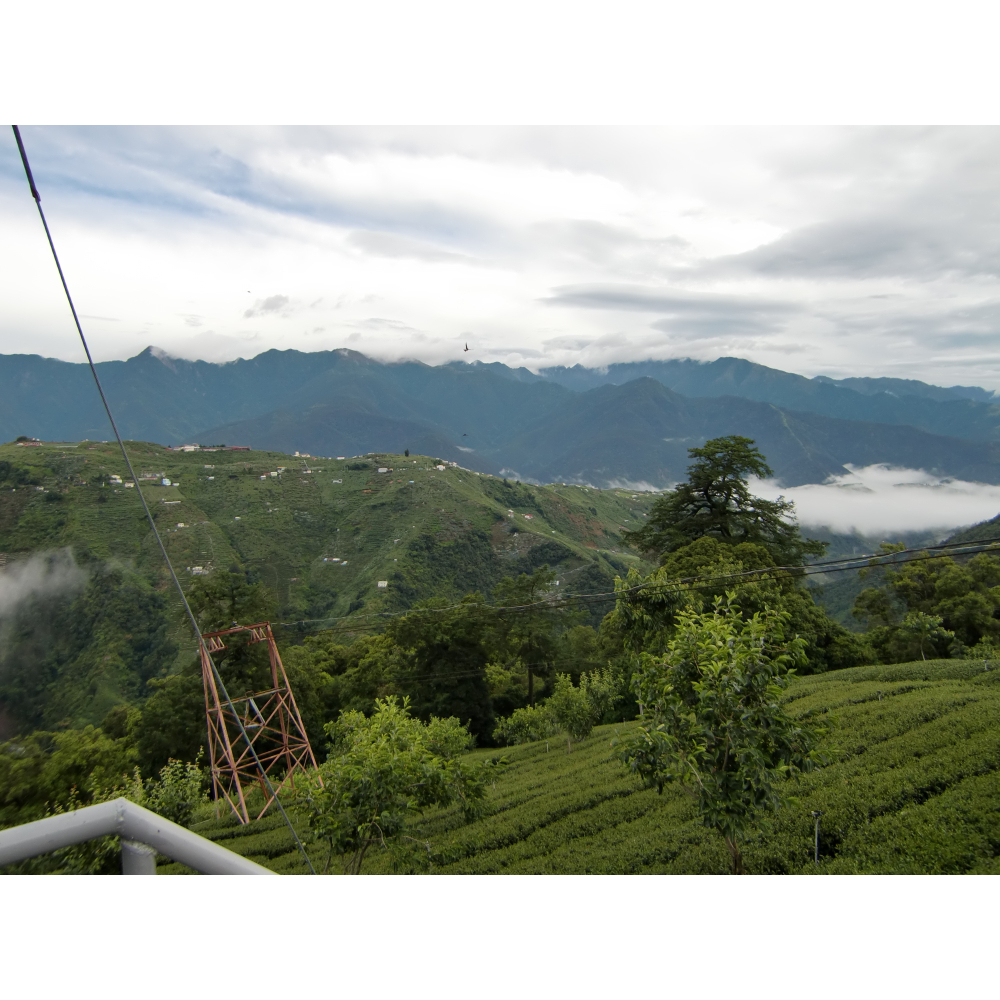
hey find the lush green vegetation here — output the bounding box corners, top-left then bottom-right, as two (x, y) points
(617, 598), (825, 874)
(6, 433), (998, 877)
(852, 545), (1000, 661)
(624, 435), (826, 565)
(295, 697), (499, 874)
(162, 657), (1000, 874)
(0, 439), (653, 742)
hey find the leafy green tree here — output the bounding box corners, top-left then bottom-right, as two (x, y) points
(582, 665), (623, 723)
(492, 704), (558, 746)
(131, 668), (207, 776)
(553, 624), (606, 677)
(188, 566), (276, 634)
(286, 598), (496, 740)
(546, 673), (603, 752)
(852, 549), (1000, 660)
(385, 595), (495, 738)
(492, 566), (564, 705)
(139, 753), (208, 827)
(287, 633), (399, 721)
(625, 436), (826, 566)
(616, 596), (826, 874)
(294, 697), (499, 873)
(898, 611), (954, 661)
(0, 736), (207, 874)
(607, 536), (869, 676)
(493, 667), (619, 750)
(545, 674), (593, 752)
(0, 726), (136, 830)
(186, 567), (279, 694)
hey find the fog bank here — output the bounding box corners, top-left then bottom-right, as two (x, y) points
(0, 550), (87, 620)
(751, 465), (1000, 536)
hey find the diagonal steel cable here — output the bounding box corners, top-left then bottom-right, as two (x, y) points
(11, 125), (315, 874)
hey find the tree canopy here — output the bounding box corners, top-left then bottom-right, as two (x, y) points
(615, 596), (826, 874)
(852, 547), (1000, 661)
(294, 697), (501, 873)
(625, 436), (825, 566)
(604, 535), (869, 674)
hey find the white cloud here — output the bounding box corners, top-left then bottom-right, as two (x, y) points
(0, 549), (86, 619)
(751, 465), (1000, 535)
(4, 125), (1000, 387)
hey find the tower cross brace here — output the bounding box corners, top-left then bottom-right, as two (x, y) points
(199, 622), (318, 824)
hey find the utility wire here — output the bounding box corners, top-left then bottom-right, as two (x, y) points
(11, 126), (316, 875)
(277, 536), (1000, 634)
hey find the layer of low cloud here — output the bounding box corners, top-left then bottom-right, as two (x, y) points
(0, 549), (86, 619)
(751, 465), (1000, 536)
(4, 126), (1000, 387)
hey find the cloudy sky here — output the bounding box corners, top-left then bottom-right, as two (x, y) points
(4, 6), (1000, 388)
(6, 125), (1000, 385)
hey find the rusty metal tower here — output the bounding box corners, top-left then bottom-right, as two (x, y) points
(199, 622), (318, 824)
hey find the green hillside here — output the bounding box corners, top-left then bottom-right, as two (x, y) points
(0, 439), (654, 609)
(165, 657), (1000, 875)
(0, 439), (656, 733)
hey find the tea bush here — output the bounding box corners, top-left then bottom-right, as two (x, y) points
(167, 658), (1000, 874)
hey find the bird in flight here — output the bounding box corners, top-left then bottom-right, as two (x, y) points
(464, 342), (470, 352)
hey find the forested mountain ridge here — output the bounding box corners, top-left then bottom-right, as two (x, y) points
(6, 347), (1000, 488)
(491, 378), (1000, 487)
(538, 356), (1000, 440)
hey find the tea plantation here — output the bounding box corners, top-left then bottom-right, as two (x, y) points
(165, 657), (1000, 874)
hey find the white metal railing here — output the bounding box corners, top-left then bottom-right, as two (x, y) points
(0, 798), (278, 875)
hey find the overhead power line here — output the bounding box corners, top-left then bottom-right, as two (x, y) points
(277, 536), (1000, 635)
(12, 126), (315, 874)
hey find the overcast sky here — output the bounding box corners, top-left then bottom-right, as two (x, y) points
(4, 11), (1000, 388)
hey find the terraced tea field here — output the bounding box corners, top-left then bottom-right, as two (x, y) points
(167, 658), (1000, 875)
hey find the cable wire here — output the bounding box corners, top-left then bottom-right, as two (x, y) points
(276, 536), (1000, 635)
(12, 126), (316, 874)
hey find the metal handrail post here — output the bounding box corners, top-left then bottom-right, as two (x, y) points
(0, 799), (278, 875)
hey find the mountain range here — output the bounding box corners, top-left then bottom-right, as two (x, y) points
(5, 347), (1000, 488)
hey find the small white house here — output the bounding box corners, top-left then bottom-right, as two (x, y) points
(377, 581), (388, 588)
(378, 468), (389, 473)
(161, 478), (171, 486)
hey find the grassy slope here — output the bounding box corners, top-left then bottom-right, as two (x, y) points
(0, 440), (655, 679)
(165, 658), (1000, 875)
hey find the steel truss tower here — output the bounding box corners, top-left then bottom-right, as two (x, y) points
(199, 622), (318, 823)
